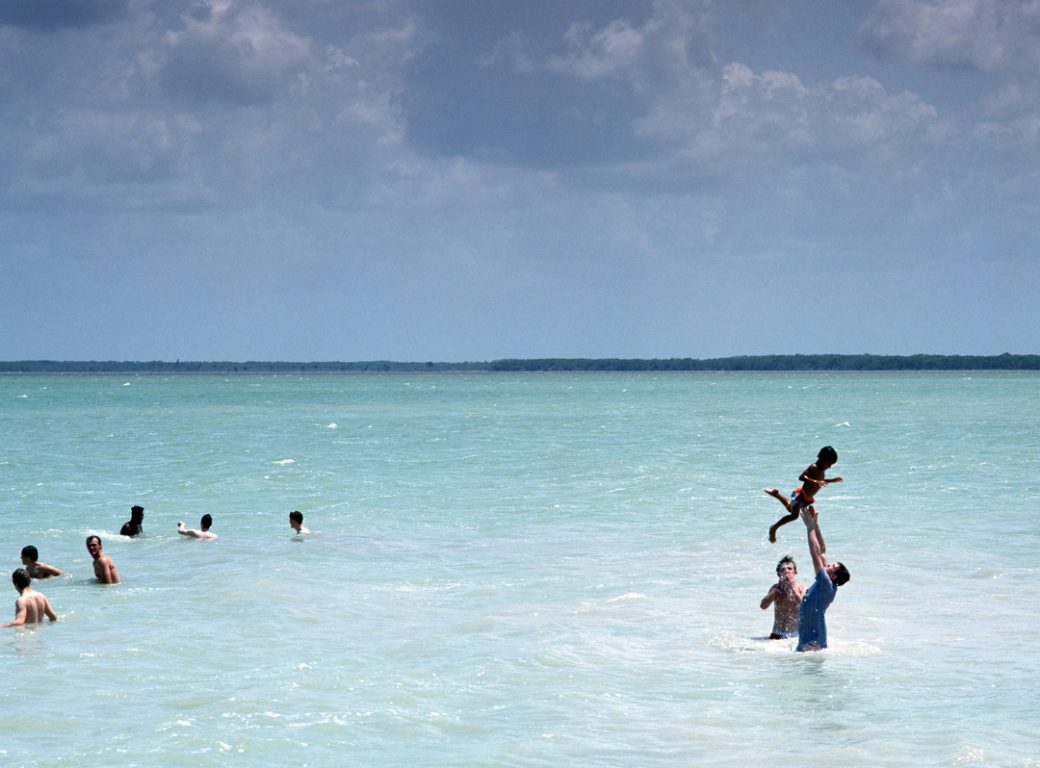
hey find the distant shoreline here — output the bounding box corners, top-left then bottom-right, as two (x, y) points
(1, 354), (1038, 373)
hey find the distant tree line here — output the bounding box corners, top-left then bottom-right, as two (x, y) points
(1, 354), (1038, 373)
(487, 354), (1040, 371)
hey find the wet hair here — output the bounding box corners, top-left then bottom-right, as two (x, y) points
(776, 554), (797, 575)
(21, 545), (39, 561)
(201, 514), (213, 530)
(86, 535), (102, 548)
(12, 568), (31, 590)
(818, 446), (838, 464)
(130, 505), (144, 522)
(289, 510), (304, 525)
(833, 562), (851, 586)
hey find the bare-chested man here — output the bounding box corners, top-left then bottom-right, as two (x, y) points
(2, 568), (58, 627)
(20, 545), (63, 579)
(178, 514), (217, 540)
(760, 554), (806, 639)
(86, 535), (121, 584)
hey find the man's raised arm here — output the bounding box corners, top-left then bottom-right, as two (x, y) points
(802, 508), (826, 574)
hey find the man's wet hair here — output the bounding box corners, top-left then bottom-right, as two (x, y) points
(834, 562), (851, 586)
(776, 554), (797, 575)
(21, 545), (39, 561)
(130, 505), (144, 521)
(86, 535), (101, 547)
(12, 568), (31, 591)
(818, 446), (838, 463)
(201, 514), (213, 530)
(289, 510), (304, 524)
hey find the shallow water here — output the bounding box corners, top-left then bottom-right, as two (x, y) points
(2, 372), (1038, 766)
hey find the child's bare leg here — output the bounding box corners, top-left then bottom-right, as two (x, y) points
(763, 488), (793, 513)
(768, 510), (799, 543)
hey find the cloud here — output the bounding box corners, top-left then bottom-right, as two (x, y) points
(0, 0), (128, 31)
(159, 1), (312, 105)
(402, 0), (709, 169)
(636, 62), (942, 171)
(860, 0), (1040, 74)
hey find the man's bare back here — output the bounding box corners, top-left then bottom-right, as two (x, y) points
(16, 589), (57, 624)
(3, 570), (58, 628)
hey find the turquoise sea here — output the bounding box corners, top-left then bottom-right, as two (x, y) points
(2, 372), (1038, 767)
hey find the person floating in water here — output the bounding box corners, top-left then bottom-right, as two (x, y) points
(120, 505), (145, 537)
(2, 569), (58, 628)
(796, 507), (849, 652)
(86, 535), (120, 584)
(178, 514), (217, 540)
(765, 445), (842, 547)
(289, 510), (310, 535)
(20, 545), (63, 579)
(760, 554), (806, 640)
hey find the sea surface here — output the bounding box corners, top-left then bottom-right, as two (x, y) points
(1, 372), (1038, 767)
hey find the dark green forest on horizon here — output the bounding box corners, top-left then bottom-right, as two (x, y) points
(1, 354), (1038, 373)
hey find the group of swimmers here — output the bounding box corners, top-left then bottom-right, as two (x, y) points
(4, 506), (311, 628)
(760, 446), (852, 652)
(11, 460), (849, 646)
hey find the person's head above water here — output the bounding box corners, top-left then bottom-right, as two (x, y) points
(826, 560), (850, 586)
(12, 568), (31, 592)
(776, 555), (797, 577)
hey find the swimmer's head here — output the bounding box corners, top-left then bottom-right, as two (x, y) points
(200, 514), (213, 531)
(817, 446), (838, 466)
(21, 545), (39, 563)
(12, 568), (31, 591)
(776, 555), (797, 576)
(130, 505), (144, 522)
(289, 510), (304, 527)
(86, 535), (102, 556)
(830, 561), (850, 586)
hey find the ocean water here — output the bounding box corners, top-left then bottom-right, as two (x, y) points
(1, 371), (1038, 767)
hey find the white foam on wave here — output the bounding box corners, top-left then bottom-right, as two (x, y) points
(271, 459), (295, 465)
(711, 632), (881, 657)
(325, 423), (338, 429)
(605, 592), (645, 603)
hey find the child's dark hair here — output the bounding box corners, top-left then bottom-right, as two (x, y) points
(817, 446), (838, 464)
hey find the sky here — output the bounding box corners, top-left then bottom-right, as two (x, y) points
(2, 0), (1038, 362)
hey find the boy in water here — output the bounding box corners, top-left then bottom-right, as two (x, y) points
(289, 510), (310, 535)
(3, 569), (58, 627)
(20, 545), (63, 579)
(178, 514), (217, 540)
(760, 554), (806, 639)
(765, 445), (842, 548)
(120, 505), (145, 537)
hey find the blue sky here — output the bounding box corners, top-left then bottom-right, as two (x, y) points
(2, 0), (1037, 361)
